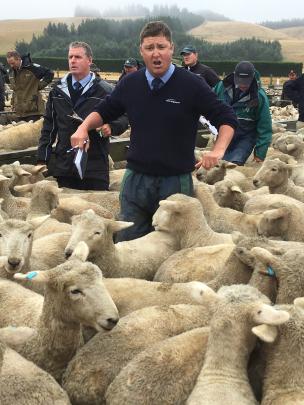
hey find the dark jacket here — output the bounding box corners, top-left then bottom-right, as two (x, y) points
(7, 54), (54, 118)
(0, 73), (4, 111)
(214, 71), (272, 160)
(37, 73), (129, 180)
(184, 62), (220, 88)
(284, 74), (304, 122)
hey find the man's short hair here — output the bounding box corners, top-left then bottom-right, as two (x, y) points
(6, 50), (21, 60)
(69, 41), (93, 59)
(140, 21), (172, 44)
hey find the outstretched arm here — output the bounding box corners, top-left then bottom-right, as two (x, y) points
(70, 111), (104, 149)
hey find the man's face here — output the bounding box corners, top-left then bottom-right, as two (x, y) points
(68, 47), (92, 80)
(7, 57), (21, 69)
(238, 84), (250, 92)
(182, 52), (198, 67)
(124, 66), (138, 74)
(140, 35), (174, 77)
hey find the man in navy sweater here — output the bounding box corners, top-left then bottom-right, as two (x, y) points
(71, 21), (238, 241)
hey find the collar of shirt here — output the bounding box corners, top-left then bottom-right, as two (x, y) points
(72, 73), (92, 89)
(145, 63), (175, 90)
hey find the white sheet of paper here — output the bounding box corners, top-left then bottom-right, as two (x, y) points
(74, 149), (85, 179)
(199, 116), (218, 137)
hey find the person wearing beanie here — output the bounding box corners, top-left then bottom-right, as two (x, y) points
(180, 45), (219, 88)
(213, 60), (272, 165)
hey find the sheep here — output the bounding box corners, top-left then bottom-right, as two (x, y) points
(109, 168), (126, 191)
(253, 158), (304, 203)
(152, 193), (234, 247)
(0, 161), (32, 196)
(154, 244), (234, 283)
(251, 246), (304, 304)
(187, 284), (289, 405)
(0, 118), (43, 151)
(255, 298), (304, 404)
(0, 328), (71, 405)
(13, 241), (119, 382)
(272, 133), (304, 162)
(105, 327), (210, 405)
(64, 209), (179, 280)
(0, 174), (30, 219)
(0, 216), (49, 278)
(51, 195), (114, 223)
(194, 183), (266, 235)
(14, 180), (71, 238)
(0, 279), (43, 328)
(103, 278), (215, 317)
(243, 192), (304, 214)
(62, 301), (218, 405)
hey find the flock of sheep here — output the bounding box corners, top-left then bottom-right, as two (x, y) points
(1, 109), (304, 404)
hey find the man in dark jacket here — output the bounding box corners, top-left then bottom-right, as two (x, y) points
(180, 45), (220, 88)
(284, 73), (304, 130)
(6, 51), (54, 121)
(0, 71), (4, 111)
(37, 41), (128, 190)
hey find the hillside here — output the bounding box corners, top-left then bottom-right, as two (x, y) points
(0, 17), (88, 54)
(189, 21), (304, 62)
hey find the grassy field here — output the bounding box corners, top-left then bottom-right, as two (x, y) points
(189, 21), (304, 63)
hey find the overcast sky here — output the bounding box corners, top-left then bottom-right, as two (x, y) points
(1, 0), (304, 23)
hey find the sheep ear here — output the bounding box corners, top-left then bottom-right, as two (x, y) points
(189, 281), (219, 304)
(32, 165), (48, 174)
(14, 184), (34, 193)
(159, 200), (182, 211)
(12, 161), (21, 166)
(0, 175), (9, 181)
(108, 220), (134, 234)
(70, 241), (89, 262)
(28, 215), (50, 229)
(253, 303), (290, 325)
(265, 207), (290, 220)
(286, 144), (296, 152)
(15, 167), (31, 177)
(252, 324), (278, 343)
(294, 297), (304, 316)
(223, 161), (237, 169)
(230, 185), (242, 193)
(14, 271), (49, 283)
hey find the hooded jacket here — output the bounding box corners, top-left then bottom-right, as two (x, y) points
(213, 71), (272, 160)
(37, 73), (128, 180)
(7, 54), (54, 118)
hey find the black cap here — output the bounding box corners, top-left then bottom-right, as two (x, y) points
(124, 58), (138, 68)
(180, 45), (197, 55)
(234, 61), (255, 87)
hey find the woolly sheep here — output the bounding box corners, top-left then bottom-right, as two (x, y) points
(62, 301), (217, 405)
(253, 158), (304, 203)
(104, 278), (216, 317)
(0, 329), (71, 405)
(64, 209), (179, 280)
(13, 241), (119, 382)
(256, 298), (304, 404)
(152, 194), (234, 247)
(0, 119), (43, 151)
(106, 327), (210, 405)
(0, 174), (30, 219)
(187, 284), (289, 405)
(154, 244), (234, 283)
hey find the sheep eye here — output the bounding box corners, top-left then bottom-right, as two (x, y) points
(70, 289), (83, 295)
(27, 233), (32, 239)
(0, 233), (2, 237)
(257, 310), (262, 314)
(94, 231), (101, 235)
(271, 168), (277, 172)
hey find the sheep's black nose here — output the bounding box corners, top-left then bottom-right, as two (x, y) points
(106, 317), (119, 328)
(253, 179), (259, 186)
(8, 258), (21, 268)
(64, 249), (73, 259)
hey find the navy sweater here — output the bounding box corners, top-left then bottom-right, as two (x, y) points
(95, 67), (238, 176)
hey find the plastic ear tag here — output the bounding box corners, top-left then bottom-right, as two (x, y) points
(267, 266), (275, 277)
(26, 271), (38, 280)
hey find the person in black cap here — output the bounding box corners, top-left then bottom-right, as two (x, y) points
(119, 58), (142, 81)
(213, 60), (272, 165)
(180, 45), (219, 88)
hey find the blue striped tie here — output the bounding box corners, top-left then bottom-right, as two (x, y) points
(152, 77), (163, 91)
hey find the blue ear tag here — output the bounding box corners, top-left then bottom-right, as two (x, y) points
(26, 271), (38, 280)
(267, 266), (275, 277)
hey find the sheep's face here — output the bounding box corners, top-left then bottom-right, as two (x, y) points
(196, 164), (223, 184)
(31, 181), (61, 211)
(0, 220), (34, 273)
(59, 264), (119, 331)
(253, 160), (289, 189)
(273, 135), (304, 157)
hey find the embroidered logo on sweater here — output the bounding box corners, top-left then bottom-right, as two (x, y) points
(165, 98), (181, 104)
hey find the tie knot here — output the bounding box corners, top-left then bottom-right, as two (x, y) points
(152, 77), (163, 91)
(74, 81), (82, 91)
